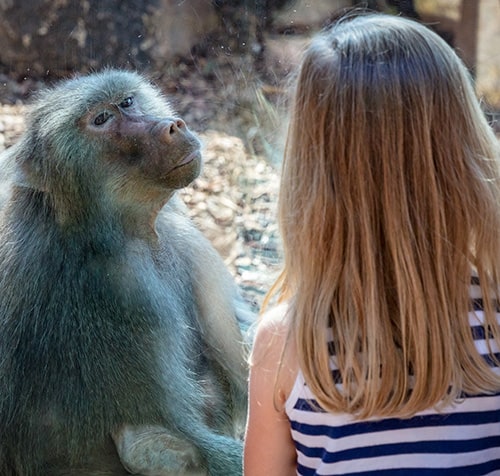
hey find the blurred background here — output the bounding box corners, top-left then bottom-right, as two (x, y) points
(0, 0), (499, 309)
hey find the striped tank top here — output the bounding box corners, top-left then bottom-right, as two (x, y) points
(285, 280), (500, 475)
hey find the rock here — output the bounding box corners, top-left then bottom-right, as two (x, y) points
(0, 0), (218, 78)
(475, 0), (500, 110)
(272, 0), (350, 33)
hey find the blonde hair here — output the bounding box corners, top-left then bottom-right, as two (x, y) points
(273, 14), (500, 418)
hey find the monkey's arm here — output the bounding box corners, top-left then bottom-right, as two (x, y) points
(160, 197), (254, 391)
(186, 225), (253, 392)
(112, 202), (249, 475)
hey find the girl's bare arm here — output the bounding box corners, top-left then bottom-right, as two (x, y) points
(244, 305), (297, 475)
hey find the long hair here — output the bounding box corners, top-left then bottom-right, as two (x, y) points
(274, 13), (500, 418)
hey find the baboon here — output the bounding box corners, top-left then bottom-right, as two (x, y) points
(0, 70), (253, 475)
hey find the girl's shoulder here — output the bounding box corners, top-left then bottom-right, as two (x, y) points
(250, 302), (298, 404)
(250, 302), (290, 362)
(258, 302), (290, 331)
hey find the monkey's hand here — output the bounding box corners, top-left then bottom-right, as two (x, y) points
(203, 435), (243, 476)
(112, 425), (206, 476)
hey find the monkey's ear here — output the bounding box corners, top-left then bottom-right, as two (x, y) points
(10, 139), (49, 192)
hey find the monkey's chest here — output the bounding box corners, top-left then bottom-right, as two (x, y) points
(7, 268), (198, 426)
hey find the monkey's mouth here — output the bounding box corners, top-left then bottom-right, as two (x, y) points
(172, 150), (200, 171)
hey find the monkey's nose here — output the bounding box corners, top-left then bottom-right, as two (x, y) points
(158, 118), (186, 144)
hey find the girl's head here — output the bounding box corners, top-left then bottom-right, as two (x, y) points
(277, 13), (500, 417)
(281, 13), (499, 277)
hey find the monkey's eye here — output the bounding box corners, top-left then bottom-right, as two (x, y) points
(94, 111), (111, 126)
(119, 97), (134, 108)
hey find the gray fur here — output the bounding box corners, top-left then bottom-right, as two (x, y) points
(0, 70), (251, 475)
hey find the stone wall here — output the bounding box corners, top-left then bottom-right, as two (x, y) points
(0, 0), (218, 78)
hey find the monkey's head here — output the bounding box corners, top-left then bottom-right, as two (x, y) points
(12, 69), (202, 226)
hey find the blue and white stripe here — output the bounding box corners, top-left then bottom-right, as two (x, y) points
(286, 281), (500, 475)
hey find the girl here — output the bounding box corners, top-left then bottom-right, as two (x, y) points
(244, 13), (500, 476)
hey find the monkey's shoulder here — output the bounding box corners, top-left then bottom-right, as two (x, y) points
(0, 147), (17, 212)
(155, 198), (224, 263)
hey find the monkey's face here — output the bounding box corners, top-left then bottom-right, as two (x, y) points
(81, 93), (202, 191)
(15, 70), (203, 225)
